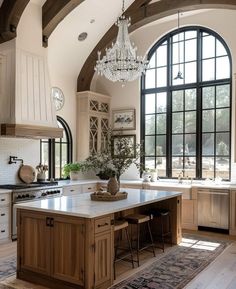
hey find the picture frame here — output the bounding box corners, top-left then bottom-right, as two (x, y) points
(112, 135), (136, 158)
(112, 108), (136, 130)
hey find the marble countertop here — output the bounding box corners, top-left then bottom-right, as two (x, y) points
(0, 189), (12, 194)
(15, 188), (182, 218)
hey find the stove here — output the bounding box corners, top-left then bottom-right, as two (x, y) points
(3, 181), (63, 240)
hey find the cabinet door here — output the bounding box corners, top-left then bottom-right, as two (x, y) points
(94, 231), (112, 287)
(182, 200), (197, 230)
(51, 216), (85, 286)
(19, 211), (51, 275)
(230, 190), (236, 235)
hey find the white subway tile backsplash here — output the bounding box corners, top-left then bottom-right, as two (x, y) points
(0, 138), (40, 184)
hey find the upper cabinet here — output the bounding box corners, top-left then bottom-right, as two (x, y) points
(77, 91), (111, 160)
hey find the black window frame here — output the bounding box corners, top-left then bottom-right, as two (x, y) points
(141, 26), (232, 180)
(40, 116), (73, 180)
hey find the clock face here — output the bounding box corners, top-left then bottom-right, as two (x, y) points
(51, 87), (65, 111)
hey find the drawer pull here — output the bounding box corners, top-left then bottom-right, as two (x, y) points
(98, 222), (109, 228)
(1, 213), (5, 216)
(88, 187), (92, 190)
(1, 199), (5, 202)
(1, 230), (5, 233)
(70, 189), (75, 192)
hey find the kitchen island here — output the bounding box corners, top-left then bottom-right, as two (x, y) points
(16, 188), (182, 289)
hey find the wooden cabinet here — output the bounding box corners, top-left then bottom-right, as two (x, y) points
(230, 190), (236, 235)
(18, 210), (85, 286)
(63, 184), (82, 196)
(0, 192), (11, 241)
(77, 91), (111, 161)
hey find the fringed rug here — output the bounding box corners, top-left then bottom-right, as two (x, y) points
(110, 234), (231, 289)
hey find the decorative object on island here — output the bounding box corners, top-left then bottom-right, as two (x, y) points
(107, 173), (119, 195)
(90, 191), (128, 201)
(36, 164), (48, 182)
(112, 108), (136, 130)
(84, 129), (143, 187)
(63, 162), (85, 180)
(94, 0), (148, 83)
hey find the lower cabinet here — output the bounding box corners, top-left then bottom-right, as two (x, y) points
(182, 199), (197, 230)
(230, 190), (236, 235)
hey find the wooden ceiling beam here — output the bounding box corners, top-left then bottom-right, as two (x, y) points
(42, 0), (85, 47)
(0, 0), (30, 44)
(77, 0), (236, 92)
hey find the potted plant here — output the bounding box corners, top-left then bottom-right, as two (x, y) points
(63, 162), (84, 180)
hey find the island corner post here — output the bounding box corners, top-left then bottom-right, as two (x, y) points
(16, 190), (182, 289)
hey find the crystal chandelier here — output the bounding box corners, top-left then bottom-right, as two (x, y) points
(95, 0), (148, 83)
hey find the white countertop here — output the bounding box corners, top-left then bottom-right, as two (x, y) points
(0, 189), (12, 194)
(15, 188), (182, 218)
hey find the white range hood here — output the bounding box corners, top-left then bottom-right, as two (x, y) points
(0, 39), (63, 139)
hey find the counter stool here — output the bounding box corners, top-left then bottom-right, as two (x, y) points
(113, 219), (134, 279)
(150, 208), (172, 252)
(125, 214), (156, 267)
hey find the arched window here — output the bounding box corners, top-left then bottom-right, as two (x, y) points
(141, 27), (232, 180)
(40, 116), (73, 179)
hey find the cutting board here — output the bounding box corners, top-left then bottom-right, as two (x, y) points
(18, 165), (36, 184)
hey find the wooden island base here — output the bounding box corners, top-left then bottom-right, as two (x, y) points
(16, 191), (182, 289)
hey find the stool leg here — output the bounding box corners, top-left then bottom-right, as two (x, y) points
(147, 221), (156, 257)
(168, 213), (172, 247)
(137, 223), (140, 267)
(161, 215), (165, 252)
(124, 227), (135, 269)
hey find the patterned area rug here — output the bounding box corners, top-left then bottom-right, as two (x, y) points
(110, 234), (231, 289)
(0, 256), (16, 281)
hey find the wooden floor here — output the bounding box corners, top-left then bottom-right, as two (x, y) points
(1, 230), (236, 289)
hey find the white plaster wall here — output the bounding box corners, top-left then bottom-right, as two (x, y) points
(91, 9), (236, 180)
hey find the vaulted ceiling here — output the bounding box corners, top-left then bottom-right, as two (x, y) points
(0, 0), (236, 92)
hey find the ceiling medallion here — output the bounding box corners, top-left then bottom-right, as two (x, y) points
(94, 0), (148, 83)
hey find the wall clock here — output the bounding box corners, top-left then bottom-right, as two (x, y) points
(51, 87), (65, 111)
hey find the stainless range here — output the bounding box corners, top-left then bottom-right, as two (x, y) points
(0, 182), (62, 240)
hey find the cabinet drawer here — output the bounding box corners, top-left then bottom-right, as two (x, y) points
(95, 216), (111, 234)
(63, 185), (82, 196)
(0, 223), (9, 240)
(0, 194), (10, 206)
(0, 207), (9, 224)
(82, 184), (97, 193)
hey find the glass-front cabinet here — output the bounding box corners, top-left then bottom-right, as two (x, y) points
(77, 91), (111, 160)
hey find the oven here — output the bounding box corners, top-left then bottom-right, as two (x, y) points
(0, 183), (62, 240)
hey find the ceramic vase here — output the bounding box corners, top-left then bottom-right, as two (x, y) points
(37, 172), (46, 182)
(107, 176), (119, 195)
(70, 171), (80, 181)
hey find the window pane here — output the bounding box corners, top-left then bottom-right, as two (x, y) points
(145, 69), (155, 88)
(216, 108), (230, 131)
(185, 112), (196, 133)
(156, 114), (166, 134)
(185, 89), (196, 110)
(148, 53), (156, 68)
(202, 58), (215, 81)
(172, 41), (184, 64)
(55, 143), (61, 179)
(156, 157), (166, 177)
(185, 30), (197, 39)
(156, 45), (167, 67)
(216, 56), (230, 79)
(172, 135), (183, 155)
(145, 157), (155, 169)
(202, 35), (215, 59)
(156, 92), (167, 113)
(216, 85), (230, 107)
(172, 90), (183, 111)
(216, 39), (227, 57)
(172, 112), (183, 133)
(172, 157), (183, 174)
(145, 94), (155, 114)
(145, 115), (155, 135)
(202, 157), (214, 179)
(216, 157), (229, 179)
(185, 39), (197, 62)
(185, 62), (196, 84)
(145, 136), (155, 155)
(185, 157), (196, 178)
(216, 133), (229, 156)
(202, 110), (214, 132)
(202, 133), (214, 155)
(202, 87), (215, 109)
(61, 144), (68, 172)
(156, 67), (167, 87)
(156, 135), (166, 155)
(185, 134), (196, 155)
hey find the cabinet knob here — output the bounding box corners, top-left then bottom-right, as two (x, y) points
(1, 213), (5, 216)
(1, 199), (5, 202)
(1, 230), (5, 233)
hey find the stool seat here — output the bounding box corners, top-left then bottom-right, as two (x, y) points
(125, 214), (151, 224)
(114, 220), (128, 232)
(150, 208), (170, 217)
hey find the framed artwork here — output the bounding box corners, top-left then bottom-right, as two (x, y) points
(112, 135), (136, 158)
(112, 109), (136, 130)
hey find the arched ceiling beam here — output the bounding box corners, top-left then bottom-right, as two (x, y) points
(42, 0), (85, 47)
(77, 0), (236, 92)
(0, 0), (30, 44)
